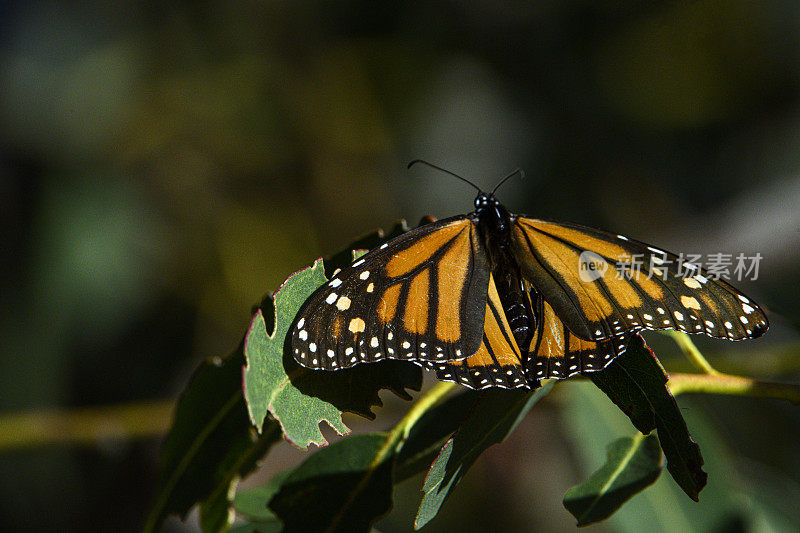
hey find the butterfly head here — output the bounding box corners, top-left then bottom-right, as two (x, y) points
(474, 191), (512, 236)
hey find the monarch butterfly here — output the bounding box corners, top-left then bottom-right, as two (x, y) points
(290, 162), (768, 390)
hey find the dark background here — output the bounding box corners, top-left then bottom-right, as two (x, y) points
(1, 1), (799, 531)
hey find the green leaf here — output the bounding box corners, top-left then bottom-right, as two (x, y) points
(198, 421), (282, 533)
(589, 335), (707, 501)
(564, 434), (663, 526)
(243, 259), (422, 448)
(143, 348), (281, 533)
(244, 303), (348, 447)
(414, 381), (555, 529)
(228, 523), (283, 533)
(268, 433), (396, 532)
(233, 471), (292, 523)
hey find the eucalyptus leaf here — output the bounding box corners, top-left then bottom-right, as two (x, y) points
(227, 523), (283, 533)
(589, 335), (707, 501)
(415, 381), (554, 529)
(268, 433), (395, 532)
(144, 348), (281, 533)
(564, 434), (662, 526)
(243, 259), (421, 449)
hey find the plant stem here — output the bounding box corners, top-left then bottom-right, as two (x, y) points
(391, 381), (457, 446)
(325, 381), (456, 532)
(667, 373), (800, 404)
(1, 371), (798, 453)
(666, 331), (721, 375)
(0, 400), (175, 451)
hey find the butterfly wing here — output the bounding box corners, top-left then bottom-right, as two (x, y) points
(434, 278), (630, 389)
(431, 273), (529, 389)
(511, 217), (769, 341)
(291, 215), (491, 370)
(525, 294), (631, 381)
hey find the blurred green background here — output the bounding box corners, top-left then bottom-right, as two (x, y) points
(2, 1), (800, 531)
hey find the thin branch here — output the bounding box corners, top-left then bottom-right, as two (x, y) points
(0, 399), (175, 451)
(1, 369), (797, 453)
(667, 373), (800, 404)
(326, 380), (456, 532)
(666, 331), (721, 376)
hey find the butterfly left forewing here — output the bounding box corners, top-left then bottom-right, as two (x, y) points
(512, 217), (769, 342)
(291, 215), (490, 370)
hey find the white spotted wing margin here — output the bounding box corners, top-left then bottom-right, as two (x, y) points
(290, 214), (492, 372)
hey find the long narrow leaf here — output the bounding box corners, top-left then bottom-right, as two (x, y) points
(564, 434), (662, 526)
(415, 381), (554, 529)
(143, 348), (280, 533)
(268, 433), (395, 532)
(590, 335), (707, 500)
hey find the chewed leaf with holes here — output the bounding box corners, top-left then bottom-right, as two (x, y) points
(243, 259), (422, 448)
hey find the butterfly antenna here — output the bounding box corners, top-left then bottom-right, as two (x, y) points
(491, 168), (524, 195)
(408, 160), (482, 193)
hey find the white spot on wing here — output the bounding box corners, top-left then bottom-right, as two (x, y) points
(683, 278), (701, 289)
(348, 318), (365, 333)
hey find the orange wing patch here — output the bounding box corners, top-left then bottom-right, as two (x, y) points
(403, 269), (430, 334)
(433, 275), (529, 389)
(434, 228), (472, 342)
(385, 220), (466, 278)
(526, 299), (628, 380)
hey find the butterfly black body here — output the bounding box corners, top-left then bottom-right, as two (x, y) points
(473, 193), (537, 354)
(290, 184), (768, 390)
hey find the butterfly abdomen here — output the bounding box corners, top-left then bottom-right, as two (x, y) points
(490, 251), (536, 352)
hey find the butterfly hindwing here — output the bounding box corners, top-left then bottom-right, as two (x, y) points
(525, 296), (631, 381)
(511, 217), (769, 342)
(432, 273), (529, 389)
(434, 279), (631, 390)
(291, 215), (491, 370)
